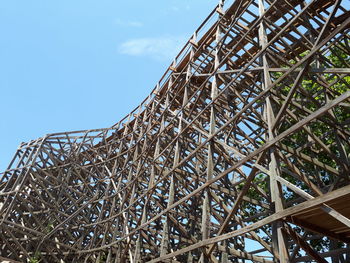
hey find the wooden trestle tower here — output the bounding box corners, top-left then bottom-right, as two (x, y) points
(1, 0), (350, 262)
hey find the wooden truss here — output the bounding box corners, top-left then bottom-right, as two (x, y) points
(1, 0), (350, 262)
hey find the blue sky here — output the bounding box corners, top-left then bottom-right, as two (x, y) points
(0, 0), (217, 171)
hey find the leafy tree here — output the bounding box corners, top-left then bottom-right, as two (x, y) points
(240, 38), (350, 261)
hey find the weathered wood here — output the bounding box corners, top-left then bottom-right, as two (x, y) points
(0, 0), (349, 262)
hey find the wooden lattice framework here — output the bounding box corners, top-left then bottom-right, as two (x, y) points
(1, 0), (350, 262)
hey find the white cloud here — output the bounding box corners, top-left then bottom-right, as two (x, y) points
(170, 6), (180, 12)
(114, 18), (143, 28)
(170, 4), (191, 12)
(118, 36), (187, 61)
(159, 2), (192, 15)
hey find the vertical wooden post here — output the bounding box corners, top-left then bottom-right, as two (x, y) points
(160, 92), (182, 256)
(134, 206), (147, 262)
(160, 175), (175, 256)
(201, 5), (223, 261)
(258, 0), (289, 262)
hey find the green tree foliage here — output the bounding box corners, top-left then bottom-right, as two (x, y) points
(240, 38), (350, 259)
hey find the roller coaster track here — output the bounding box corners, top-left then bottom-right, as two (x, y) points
(1, 0), (350, 262)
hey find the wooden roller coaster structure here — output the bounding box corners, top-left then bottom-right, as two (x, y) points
(1, 0), (350, 262)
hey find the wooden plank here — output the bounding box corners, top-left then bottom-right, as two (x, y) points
(146, 185), (350, 262)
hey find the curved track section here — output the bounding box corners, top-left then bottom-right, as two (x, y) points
(1, 0), (350, 262)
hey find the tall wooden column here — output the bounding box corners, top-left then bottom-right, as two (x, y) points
(258, 0), (289, 262)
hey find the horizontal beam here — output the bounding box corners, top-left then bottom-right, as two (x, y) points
(147, 185), (350, 262)
(173, 67), (350, 77)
